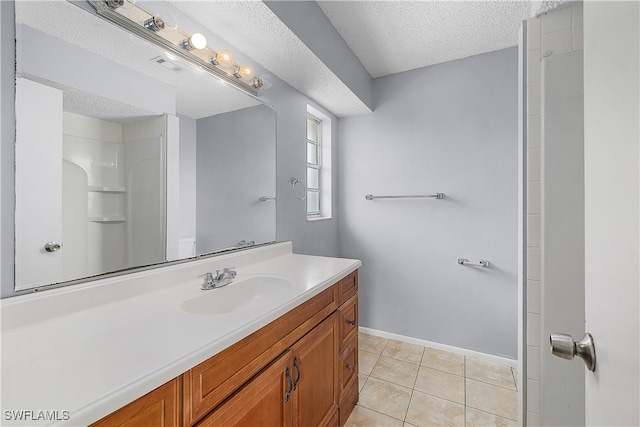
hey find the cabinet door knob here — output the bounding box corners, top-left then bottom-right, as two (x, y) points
(346, 319), (355, 326)
(347, 364), (356, 371)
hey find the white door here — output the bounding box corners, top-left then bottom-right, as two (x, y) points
(583, 1), (639, 425)
(14, 78), (63, 289)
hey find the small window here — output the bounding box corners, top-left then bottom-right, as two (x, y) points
(306, 115), (321, 216)
(305, 105), (332, 220)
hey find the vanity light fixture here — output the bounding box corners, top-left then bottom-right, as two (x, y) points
(234, 63), (255, 81)
(210, 48), (235, 67)
(180, 33), (207, 50)
(90, 0), (268, 96)
(104, 0), (124, 9)
(143, 16), (165, 32)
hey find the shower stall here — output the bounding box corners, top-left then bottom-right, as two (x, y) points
(14, 77), (167, 288)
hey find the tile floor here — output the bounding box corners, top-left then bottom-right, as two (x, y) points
(346, 333), (519, 427)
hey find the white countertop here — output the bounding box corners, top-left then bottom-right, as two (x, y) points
(0, 242), (361, 426)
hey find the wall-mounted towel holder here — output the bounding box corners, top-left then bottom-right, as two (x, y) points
(458, 258), (490, 268)
(365, 193), (444, 200)
(291, 178), (306, 200)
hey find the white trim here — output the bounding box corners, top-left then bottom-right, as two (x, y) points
(359, 326), (518, 368)
(306, 216), (332, 223)
(518, 19), (528, 424)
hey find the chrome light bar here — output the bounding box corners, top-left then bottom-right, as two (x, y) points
(88, 0), (261, 97)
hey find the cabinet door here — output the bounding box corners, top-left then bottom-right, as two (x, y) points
(291, 313), (339, 427)
(90, 378), (181, 427)
(338, 336), (359, 427)
(337, 271), (358, 306)
(197, 351), (293, 427)
(338, 295), (358, 353)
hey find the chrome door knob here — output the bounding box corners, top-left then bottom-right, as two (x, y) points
(550, 332), (596, 372)
(44, 241), (62, 252)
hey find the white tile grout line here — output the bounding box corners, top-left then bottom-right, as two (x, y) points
(361, 338), (517, 391)
(366, 359), (518, 393)
(358, 373), (518, 425)
(402, 347), (424, 424)
(352, 403), (405, 424)
(464, 355), (467, 426)
(357, 338), (518, 425)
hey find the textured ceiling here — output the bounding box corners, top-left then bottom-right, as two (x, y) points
(16, 1), (534, 119)
(171, 0), (531, 115)
(21, 74), (157, 124)
(317, 1), (531, 78)
(169, 0), (373, 117)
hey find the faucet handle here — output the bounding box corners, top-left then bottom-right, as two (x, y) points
(198, 272), (214, 283)
(223, 267), (237, 278)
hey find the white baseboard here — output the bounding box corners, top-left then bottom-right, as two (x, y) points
(359, 326), (518, 368)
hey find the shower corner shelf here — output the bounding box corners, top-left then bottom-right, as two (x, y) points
(88, 185), (126, 193)
(88, 216), (126, 223)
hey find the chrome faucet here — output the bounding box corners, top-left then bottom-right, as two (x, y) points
(199, 267), (237, 290)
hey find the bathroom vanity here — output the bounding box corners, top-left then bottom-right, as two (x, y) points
(4, 3), (359, 425)
(1, 243), (361, 426)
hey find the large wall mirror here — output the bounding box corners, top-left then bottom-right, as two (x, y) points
(14, 1), (276, 291)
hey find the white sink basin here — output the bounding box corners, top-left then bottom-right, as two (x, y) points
(181, 275), (297, 315)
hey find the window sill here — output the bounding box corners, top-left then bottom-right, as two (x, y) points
(306, 216), (332, 222)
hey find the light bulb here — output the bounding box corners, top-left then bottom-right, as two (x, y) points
(210, 48), (234, 67)
(234, 63), (255, 81)
(152, 7), (177, 30)
(190, 33), (207, 49)
(181, 32), (207, 50)
(253, 74), (273, 90)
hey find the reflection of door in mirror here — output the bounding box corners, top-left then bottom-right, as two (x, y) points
(15, 78), (166, 289)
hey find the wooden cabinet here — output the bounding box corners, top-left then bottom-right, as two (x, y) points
(196, 351), (293, 427)
(90, 378), (181, 427)
(201, 315), (340, 427)
(94, 270), (358, 427)
(337, 271), (358, 306)
(184, 286), (337, 425)
(290, 314), (339, 427)
(338, 295), (358, 353)
(337, 282), (359, 426)
(338, 337), (358, 426)
(339, 337), (358, 398)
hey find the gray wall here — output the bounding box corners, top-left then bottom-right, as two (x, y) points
(268, 83), (340, 257)
(338, 48), (519, 358)
(196, 105), (276, 252)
